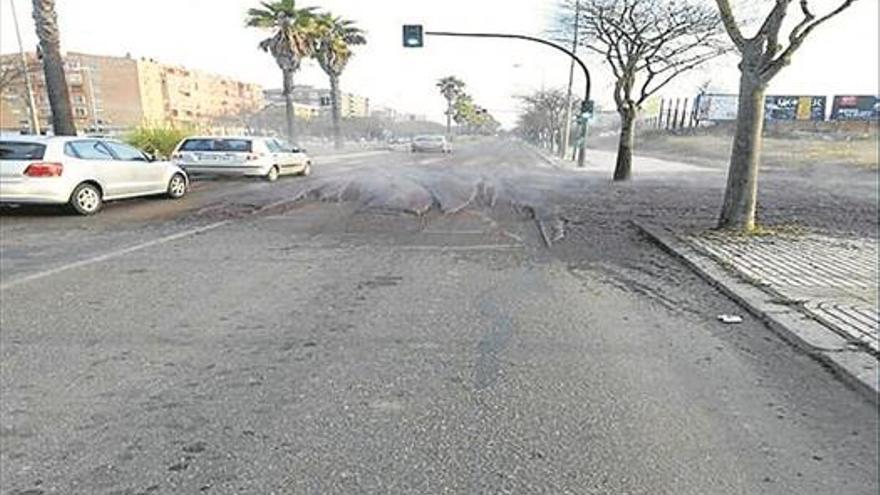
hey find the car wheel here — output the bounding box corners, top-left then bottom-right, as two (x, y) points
(301, 162), (311, 176)
(166, 173), (187, 199)
(69, 182), (102, 215)
(265, 166), (279, 182)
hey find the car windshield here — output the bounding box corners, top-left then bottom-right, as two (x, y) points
(0, 141), (46, 160)
(2, 1), (877, 493)
(179, 138), (252, 152)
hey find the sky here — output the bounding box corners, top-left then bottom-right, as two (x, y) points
(0, 0), (877, 128)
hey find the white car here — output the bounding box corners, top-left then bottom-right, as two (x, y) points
(172, 136), (311, 182)
(0, 136), (189, 215)
(411, 135), (451, 153)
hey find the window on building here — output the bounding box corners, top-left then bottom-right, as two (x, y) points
(73, 95), (86, 104)
(74, 107), (88, 117)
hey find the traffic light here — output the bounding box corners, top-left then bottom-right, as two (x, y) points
(403, 25), (424, 47)
(578, 100), (595, 123)
(581, 99), (594, 116)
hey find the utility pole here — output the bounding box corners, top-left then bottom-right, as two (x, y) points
(10, 0), (41, 134)
(561, 0), (580, 161)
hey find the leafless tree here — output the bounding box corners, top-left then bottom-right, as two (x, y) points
(516, 89), (575, 153)
(714, 0), (859, 231)
(0, 61), (25, 93)
(562, 0), (727, 180)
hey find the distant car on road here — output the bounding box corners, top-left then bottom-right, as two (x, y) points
(411, 135), (451, 153)
(386, 137), (411, 151)
(0, 136), (188, 215)
(172, 136), (311, 182)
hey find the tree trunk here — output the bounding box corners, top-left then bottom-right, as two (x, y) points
(282, 68), (296, 144)
(329, 73), (343, 150)
(445, 98), (453, 138)
(32, 0), (75, 136)
(613, 106), (637, 181)
(718, 68), (766, 231)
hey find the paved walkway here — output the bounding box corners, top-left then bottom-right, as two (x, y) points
(687, 232), (879, 354)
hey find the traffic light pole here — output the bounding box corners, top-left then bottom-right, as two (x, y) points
(424, 30), (592, 167)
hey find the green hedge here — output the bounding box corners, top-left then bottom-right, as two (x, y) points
(125, 127), (193, 159)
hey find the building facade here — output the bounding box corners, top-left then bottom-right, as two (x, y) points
(266, 85), (370, 119)
(0, 52), (265, 133)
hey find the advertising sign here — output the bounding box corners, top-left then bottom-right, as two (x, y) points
(830, 95), (879, 120)
(697, 94), (827, 121)
(696, 94), (738, 121)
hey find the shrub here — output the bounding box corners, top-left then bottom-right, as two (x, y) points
(125, 127), (193, 159)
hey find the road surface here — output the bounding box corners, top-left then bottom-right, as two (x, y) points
(1, 139), (877, 494)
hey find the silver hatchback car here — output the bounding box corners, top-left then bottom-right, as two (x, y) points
(172, 136), (311, 182)
(0, 136), (189, 215)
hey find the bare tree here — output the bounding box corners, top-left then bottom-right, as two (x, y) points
(567, 0), (727, 180)
(714, 0), (859, 231)
(516, 89), (573, 152)
(0, 61), (25, 92)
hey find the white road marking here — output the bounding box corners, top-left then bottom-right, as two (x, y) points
(315, 151), (389, 163)
(0, 220), (230, 291)
(396, 244), (521, 251)
(0, 194), (316, 291)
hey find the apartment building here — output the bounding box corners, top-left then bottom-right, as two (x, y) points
(266, 85), (370, 118)
(0, 52), (265, 133)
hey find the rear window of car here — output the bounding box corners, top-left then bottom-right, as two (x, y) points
(179, 139), (252, 153)
(0, 141), (46, 160)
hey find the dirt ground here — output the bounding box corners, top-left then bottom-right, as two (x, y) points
(590, 126), (879, 171)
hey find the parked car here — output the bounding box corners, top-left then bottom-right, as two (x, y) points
(411, 135), (451, 153)
(0, 136), (188, 215)
(386, 137), (411, 151)
(172, 136), (311, 182)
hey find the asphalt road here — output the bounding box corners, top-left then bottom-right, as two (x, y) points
(1, 139), (877, 494)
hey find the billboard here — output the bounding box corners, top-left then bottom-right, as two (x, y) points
(696, 94), (827, 121)
(830, 95), (879, 120)
(696, 94), (738, 121)
(764, 95), (826, 121)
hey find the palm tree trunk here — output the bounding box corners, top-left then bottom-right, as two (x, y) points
(613, 106), (637, 181)
(329, 73), (343, 150)
(445, 98), (452, 138)
(282, 68), (296, 144)
(32, 0), (75, 135)
(718, 67), (766, 231)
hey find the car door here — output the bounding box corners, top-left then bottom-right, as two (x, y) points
(276, 139), (307, 171)
(266, 139), (294, 172)
(103, 140), (165, 194)
(65, 140), (131, 198)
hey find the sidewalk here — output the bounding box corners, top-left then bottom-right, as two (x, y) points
(528, 144), (719, 175)
(636, 223), (879, 401)
(690, 231), (878, 353)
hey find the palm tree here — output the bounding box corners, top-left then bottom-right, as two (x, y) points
(246, 0), (317, 144)
(313, 14), (366, 150)
(436, 76), (465, 138)
(31, 0), (75, 135)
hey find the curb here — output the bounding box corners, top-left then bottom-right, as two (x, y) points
(519, 142), (564, 168)
(632, 221), (879, 404)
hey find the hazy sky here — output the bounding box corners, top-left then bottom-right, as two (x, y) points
(1, 0), (877, 127)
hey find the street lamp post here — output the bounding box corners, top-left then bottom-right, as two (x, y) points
(421, 30), (593, 168)
(561, 0), (581, 162)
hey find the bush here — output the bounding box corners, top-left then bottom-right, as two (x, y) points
(125, 127), (193, 159)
